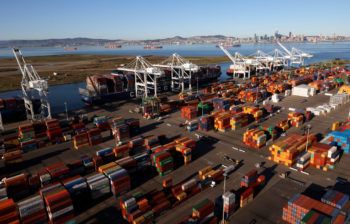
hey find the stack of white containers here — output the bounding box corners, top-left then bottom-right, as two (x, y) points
(292, 84), (316, 97)
(272, 94), (280, 103)
(86, 173), (111, 200)
(223, 192), (235, 218)
(296, 152), (311, 170)
(181, 178), (197, 191)
(330, 94), (350, 106)
(306, 104), (333, 116)
(17, 195), (47, 223)
(327, 146), (339, 163)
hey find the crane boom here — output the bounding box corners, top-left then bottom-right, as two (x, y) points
(13, 48), (51, 120)
(219, 45), (236, 64)
(276, 41), (292, 56)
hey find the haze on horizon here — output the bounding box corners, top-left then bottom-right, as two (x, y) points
(0, 0), (349, 40)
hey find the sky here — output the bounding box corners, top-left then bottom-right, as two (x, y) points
(0, 0), (349, 40)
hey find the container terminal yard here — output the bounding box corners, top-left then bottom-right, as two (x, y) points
(1, 43), (350, 224)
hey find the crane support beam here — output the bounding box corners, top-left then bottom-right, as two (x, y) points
(153, 53), (199, 92)
(13, 48), (51, 120)
(118, 56), (164, 98)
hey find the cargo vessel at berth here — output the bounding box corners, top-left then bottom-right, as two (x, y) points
(79, 65), (221, 105)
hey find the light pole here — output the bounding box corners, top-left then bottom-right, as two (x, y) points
(64, 102), (68, 121)
(305, 124), (311, 152)
(222, 173), (228, 224)
(196, 76), (199, 97)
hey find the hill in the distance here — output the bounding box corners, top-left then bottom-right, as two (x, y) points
(0, 35), (235, 48)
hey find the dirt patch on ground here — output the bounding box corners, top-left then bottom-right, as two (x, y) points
(0, 54), (229, 92)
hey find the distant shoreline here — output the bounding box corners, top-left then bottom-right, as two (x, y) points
(1, 40), (350, 52)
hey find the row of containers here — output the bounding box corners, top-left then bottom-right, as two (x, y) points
(244, 93), (350, 170)
(0, 135), (197, 223)
(1, 115), (141, 164)
(199, 66), (348, 105)
(268, 115), (350, 171)
(179, 67), (349, 132)
(179, 66), (350, 134)
(3, 118), (72, 164)
(73, 116), (140, 149)
(242, 111), (312, 149)
(182, 104), (275, 133)
(176, 168), (266, 223)
(117, 163), (225, 223)
(118, 165), (266, 224)
(282, 188), (350, 224)
(268, 132), (341, 171)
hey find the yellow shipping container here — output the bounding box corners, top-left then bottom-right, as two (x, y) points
(98, 162), (118, 173)
(133, 216), (146, 224)
(198, 166), (212, 176)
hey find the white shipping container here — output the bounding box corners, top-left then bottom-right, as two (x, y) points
(18, 196), (45, 217)
(292, 85), (315, 97)
(89, 179), (110, 191)
(327, 146), (337, 158)
(86, 173), (105, 184)
(330, 94), (349, 105)
(272, 94), (280, 103)
(223, 192), (235, 203)
(181, 179), (197, 191)
(223, 165), (235, 174)
(124, 198), (136, 208)
(39, 173), (51, 185)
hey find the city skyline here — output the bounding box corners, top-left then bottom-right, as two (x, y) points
(1, 0), (349, 40)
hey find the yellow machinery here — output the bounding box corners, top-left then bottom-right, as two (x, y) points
(338, 85), (350, 94)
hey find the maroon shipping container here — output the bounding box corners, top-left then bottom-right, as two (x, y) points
(241, 187), (254, 200)
(92, 156), (103, 171)
(46, 163), (70, 179)
(127, 209), (142, 223)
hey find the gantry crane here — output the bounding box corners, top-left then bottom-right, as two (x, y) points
(272, 49), (290, 68)
(219, 45), (251, 79)
(13, 48), (51, 120)
(251, 50), (274, 72)
(117, 56), (164, 97)
(276, 41), (313, 66)
(153, 53), (199, 92)
(220, 45), (265, 79)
